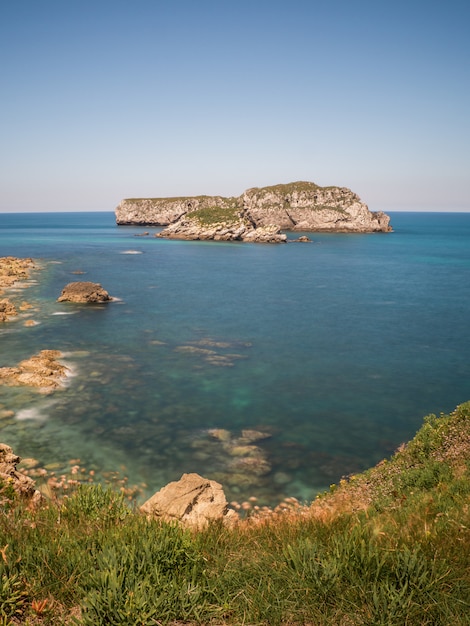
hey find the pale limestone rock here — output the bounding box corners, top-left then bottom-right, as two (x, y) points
(116, 195), (232, 226)
(156, 215), (286, 243)
(242, 182), (391, 232)
(140, 473), (238, 528)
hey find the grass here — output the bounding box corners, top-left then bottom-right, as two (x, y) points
(247, 181), (323, 194)
(1, 402), (470, 624)
(188, 206), (242, 227)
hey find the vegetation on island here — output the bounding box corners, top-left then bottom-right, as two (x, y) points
(1, 402), (470, 624)
(247, 181), (324, 194)
(188, 205), (242, 227)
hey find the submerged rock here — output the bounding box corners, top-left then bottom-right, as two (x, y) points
(57, 281), (112, 303)
(140, 472), (238, 528)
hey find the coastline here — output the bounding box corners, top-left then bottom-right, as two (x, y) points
(0, 256), (39, 323)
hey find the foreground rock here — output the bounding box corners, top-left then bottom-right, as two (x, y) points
(57, 281), (112, 303)
(0, 350), (69, 393)
(140, 473), (238, 528)
(116, 181), (392, 239)
(0, 443), (42, 505)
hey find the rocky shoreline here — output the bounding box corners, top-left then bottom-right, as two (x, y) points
(0, 259), (112, 392)
(0, 256), (39, 323)
(116, 181), (392, 242)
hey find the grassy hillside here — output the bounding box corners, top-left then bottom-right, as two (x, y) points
(1, 402), (469, 625)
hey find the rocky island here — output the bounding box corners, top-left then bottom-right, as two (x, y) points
(115, 181), (392, 242)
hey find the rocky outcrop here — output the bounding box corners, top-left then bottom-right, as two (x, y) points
(140, 473), (238, 528)
(0, 350), (69, 393)
(0, 257), (37, 293)
(116, 181), (392, 238)
(0, 298), (17, 322)
(156, 214), (287, 243)
(0, 443), (42, 505)
(242, 182), (391, 232)
(57, 282), (112, 303)
(0, 257), (39, 322)
(116, 195), (233, 226)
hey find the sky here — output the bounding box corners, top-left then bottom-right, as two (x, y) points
(1, 0), (469, 213)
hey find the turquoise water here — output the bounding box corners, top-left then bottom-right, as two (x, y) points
(1, 211), (469, 505)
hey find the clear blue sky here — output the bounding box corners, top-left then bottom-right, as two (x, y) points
(1, 0), (469, 212)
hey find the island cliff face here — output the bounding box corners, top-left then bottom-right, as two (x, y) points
(115, 182), (392, 241)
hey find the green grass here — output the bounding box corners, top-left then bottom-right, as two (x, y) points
(1, 402), (470, 624)
(188, 206), (242, 226)
(248, 181), (322, 194)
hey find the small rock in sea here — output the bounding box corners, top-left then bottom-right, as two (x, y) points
(57, 281), (113, 303)
(23, 319), (39, 327)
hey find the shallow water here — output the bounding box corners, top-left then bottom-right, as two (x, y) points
(1, 211), (469, 505)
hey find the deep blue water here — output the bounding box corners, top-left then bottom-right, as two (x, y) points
(1, 211), (469, 506)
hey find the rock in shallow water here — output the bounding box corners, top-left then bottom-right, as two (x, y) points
(0, 350), (69, 393)
(57, 281), (112, 303)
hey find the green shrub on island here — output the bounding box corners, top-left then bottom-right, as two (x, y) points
(188, 205), (242, 226)
(1, 402), (470, 624)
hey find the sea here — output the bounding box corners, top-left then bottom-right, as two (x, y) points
(1, 211), (469, 507)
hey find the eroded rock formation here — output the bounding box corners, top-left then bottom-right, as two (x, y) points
(242, 182), (391, 232)
(116, 181), (392, 240)
(156, 216), (287, 243)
